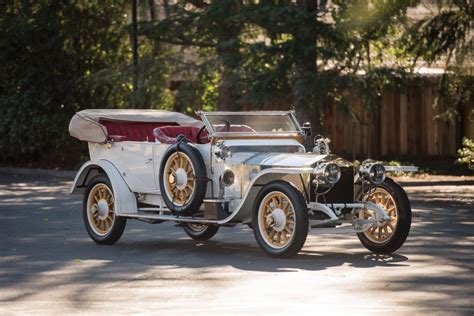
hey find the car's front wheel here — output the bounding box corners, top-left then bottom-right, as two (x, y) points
(357, 178), (411, 254)
(83, 175), (126, 245)
(252, 181), (309, 258)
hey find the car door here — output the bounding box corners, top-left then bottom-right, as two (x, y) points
(115, 142), (157, 192)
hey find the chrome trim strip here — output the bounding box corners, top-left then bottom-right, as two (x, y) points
(122, 213), (220, 224)
(199, 111), (293, 115)
(384, 165), (419, 172)
(211, 132), (302, 138)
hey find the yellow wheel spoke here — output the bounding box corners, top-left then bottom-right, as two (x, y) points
(363, 188), (399, 243)
(270, 197), (277, 209)
(260, 192), (296, 248)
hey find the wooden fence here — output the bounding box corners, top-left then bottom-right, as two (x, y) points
(321, 83), (472, 159)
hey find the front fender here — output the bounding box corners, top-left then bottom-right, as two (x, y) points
(220, 167), (311, 224)
(71, 160), (137, 215)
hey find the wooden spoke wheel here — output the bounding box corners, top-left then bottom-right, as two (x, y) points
(258, 191), (296, 249)
(159, 143), (207, 216)
(83, 175), (126, 245)
(183, 223), (219, 241)
(253, 181), (308, 258)
(87, 183), (116, 236)
(163, 152), (196, 207)
(360, 187), (398, 244)
(356, 179), (411, 254)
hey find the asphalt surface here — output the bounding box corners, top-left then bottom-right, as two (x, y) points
(0, 172), (473, 315)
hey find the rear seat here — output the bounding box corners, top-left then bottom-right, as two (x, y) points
(101, 120), (177, 142)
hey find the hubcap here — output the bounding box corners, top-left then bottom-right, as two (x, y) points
(360, 187), (398, 243)
(174, 168), (188, 189)
(163, 152), (196, 206)
(258, 191), (296, 249)
(270, 208), (287, 232)
(87, 183), (115, 236)
(97, 199), (109, 219)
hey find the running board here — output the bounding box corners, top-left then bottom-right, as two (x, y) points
(121, 212), (219, 224)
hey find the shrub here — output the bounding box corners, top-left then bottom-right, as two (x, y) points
(457, 138), (474, 170)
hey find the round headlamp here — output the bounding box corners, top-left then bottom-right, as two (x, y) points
(324, 163), (341, 184)
(360, 163), (386, 184)
(214, 143), (231, 160)
(220, 169), (235, 187)
(314, 162), (341, 185)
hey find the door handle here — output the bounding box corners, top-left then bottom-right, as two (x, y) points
(144, 158), (152, 164)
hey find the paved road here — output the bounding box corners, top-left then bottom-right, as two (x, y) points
(0, 173), (473, 315)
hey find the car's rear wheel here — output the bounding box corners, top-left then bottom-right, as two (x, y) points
(253, 181), (309, 258)
(357, 178), (411, 254)
(83, 175), (126, 245)
(183, 223), (219, 241)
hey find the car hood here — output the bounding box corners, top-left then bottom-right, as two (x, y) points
(242, 153), (351, 168)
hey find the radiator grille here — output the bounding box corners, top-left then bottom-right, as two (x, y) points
(313, 166), (354, 203)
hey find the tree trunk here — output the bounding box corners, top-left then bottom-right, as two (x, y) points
(293, 0), (321, 133)
(216, 0), (242, 111)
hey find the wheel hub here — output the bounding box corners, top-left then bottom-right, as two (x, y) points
(174, 168), (188, 189)
(97, 199), (109, 219)
(270, 208), (286, 232)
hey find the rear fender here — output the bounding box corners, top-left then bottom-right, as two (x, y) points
(70, 160), (137, 215)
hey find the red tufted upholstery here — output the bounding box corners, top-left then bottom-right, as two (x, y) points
(101, 121), (177, 142)
(153, 126), (208, 144)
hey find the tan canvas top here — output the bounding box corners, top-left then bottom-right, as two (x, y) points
(69, 109), (201, 143)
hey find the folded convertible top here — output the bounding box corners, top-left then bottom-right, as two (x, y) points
(69, 109), (201, 143)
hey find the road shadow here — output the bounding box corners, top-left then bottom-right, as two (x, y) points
(1, 175), (473, 312)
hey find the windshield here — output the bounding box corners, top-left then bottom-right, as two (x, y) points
(200, 112), (301, 135)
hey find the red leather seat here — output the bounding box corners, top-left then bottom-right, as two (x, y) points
(101, 121), (177, 142)
(153, 126), (208, 144)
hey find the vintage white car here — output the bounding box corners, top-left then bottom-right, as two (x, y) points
(69, 109), (412, 257)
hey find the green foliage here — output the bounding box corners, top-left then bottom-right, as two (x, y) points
(0, 1), (130, 167)
(403, 0), (474, 122)
(458, 137), (474, 170)
(1, 0), (472, 168)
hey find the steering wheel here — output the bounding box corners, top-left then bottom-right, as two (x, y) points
(197, 119), (230, 144)
(217, 119), (231, 132)
(196, 125), (208, 144)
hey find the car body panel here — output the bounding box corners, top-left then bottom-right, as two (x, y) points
(71, 159), (137, 215)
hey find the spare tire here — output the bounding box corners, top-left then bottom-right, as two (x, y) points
(159, 142), (207, 216)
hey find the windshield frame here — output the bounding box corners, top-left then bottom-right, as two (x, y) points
(197, 111), (304, 138)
